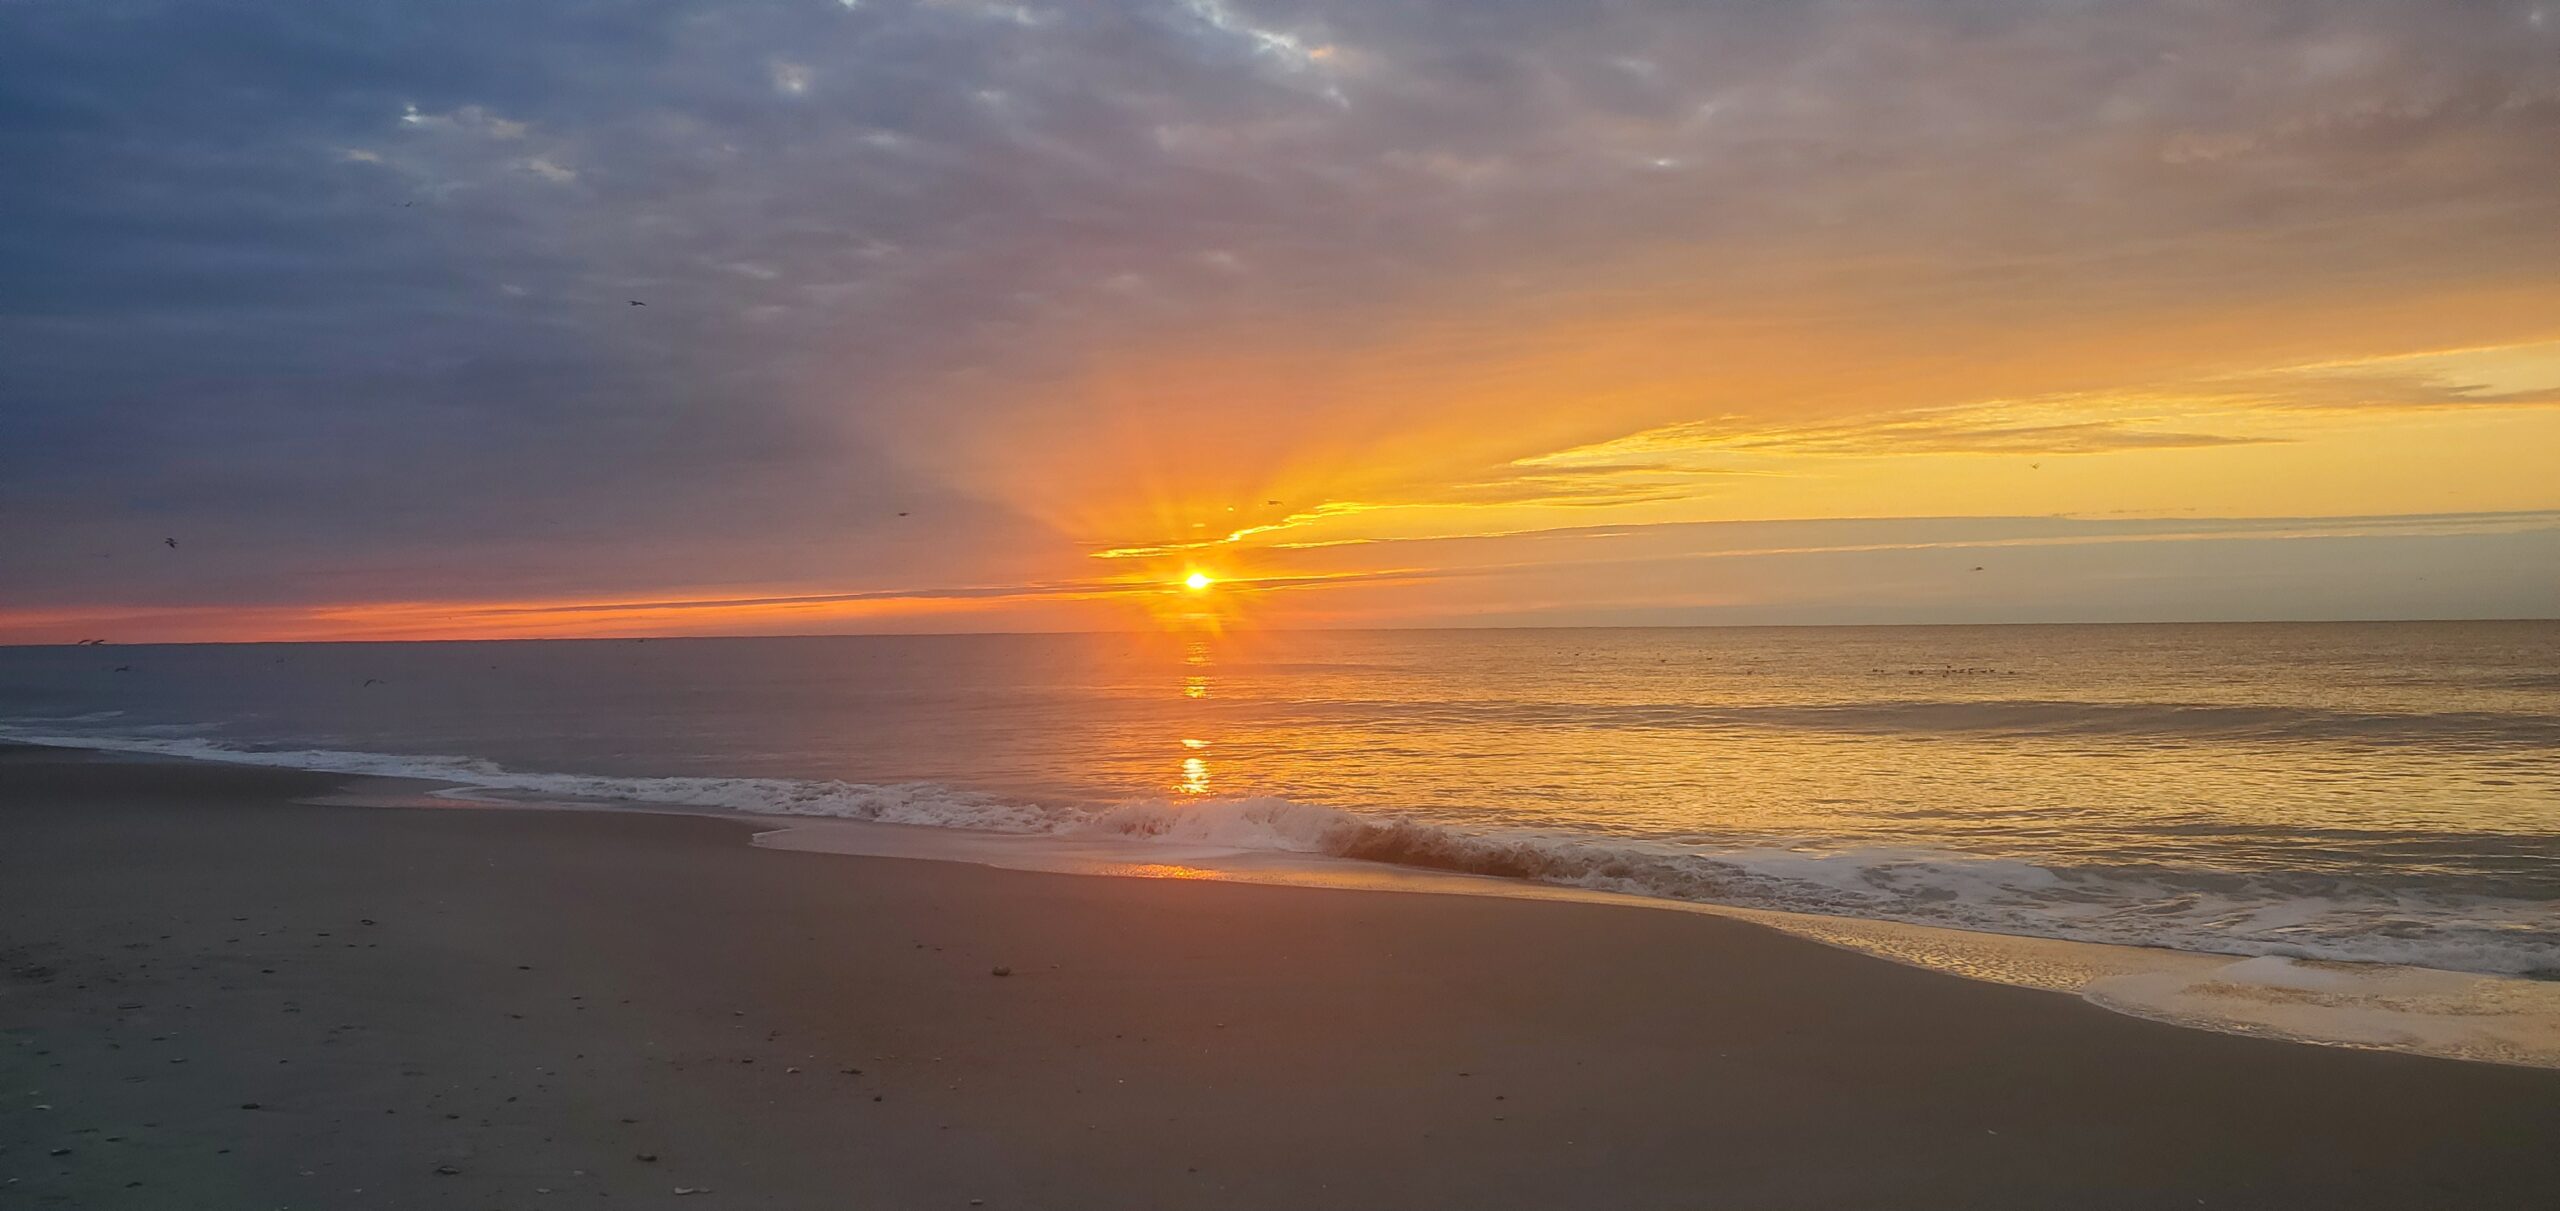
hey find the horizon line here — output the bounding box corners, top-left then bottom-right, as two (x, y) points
(5, 614), (2553, 649)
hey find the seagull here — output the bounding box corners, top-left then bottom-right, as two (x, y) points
(362, 678), (384, 687)
(113, 665), (131, 673)
(163, 537), (178, 548)
(628, 300), (647, 307)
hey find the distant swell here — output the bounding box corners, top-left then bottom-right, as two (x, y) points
(10, 728), (2557, 979)
(1289, 697), (2560, 749)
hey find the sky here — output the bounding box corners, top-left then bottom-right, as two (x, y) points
(2, 0), (2557, 641)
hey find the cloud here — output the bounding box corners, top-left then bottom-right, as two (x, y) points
(1517, 336), (2560, 471)
(2246, 340), (2560, 410)
(920, 0), (1053, 28)
(2, 0), (2556, 634)
(518, 155), (577, 184)
(1535, 415), (2276, 462)
(399, 103), (528, 139)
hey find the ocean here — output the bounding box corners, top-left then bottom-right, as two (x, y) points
(4, 621), (2553, 984)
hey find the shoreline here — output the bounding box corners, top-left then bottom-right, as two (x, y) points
(741, 811), (2560, 1069)
(6, 744), (2560, 1208)
(20, 737), (2560, 1069)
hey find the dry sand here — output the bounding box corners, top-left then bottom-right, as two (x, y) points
(4, 743), (2557, 1209)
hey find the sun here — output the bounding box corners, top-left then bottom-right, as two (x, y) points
(1183, 571), (1215, 592)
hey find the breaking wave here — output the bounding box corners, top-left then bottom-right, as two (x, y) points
(1078, 797), (2560, 977)
(9, 728), (2554, 979)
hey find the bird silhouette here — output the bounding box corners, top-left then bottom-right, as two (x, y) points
(163, 537), (178, 548)
(897, 511), (910, 517)
(112, 665), (131, 673)
(628, 300), (646, 307)
(1971, 566), (1986, 572)
(362, 678), (384, 687)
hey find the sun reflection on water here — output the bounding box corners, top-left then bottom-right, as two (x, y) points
(1177, 641), (1215, 793)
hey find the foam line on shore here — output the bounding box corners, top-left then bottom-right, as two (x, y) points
(13, 729), (2560, 1068)
(737, 814), (2560, 1069)
(30, 728), (2553, 973)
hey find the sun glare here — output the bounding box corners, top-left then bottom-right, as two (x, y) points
(1183, 571), (1214, 591)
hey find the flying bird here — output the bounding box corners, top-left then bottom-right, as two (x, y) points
(1971, 566), (1986, 572)
(628, 300), (647, 307)
(163, 537), (177, 548)
(362, 678), (384, 687)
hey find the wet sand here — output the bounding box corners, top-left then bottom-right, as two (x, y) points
(4, 743), (2557, 1209)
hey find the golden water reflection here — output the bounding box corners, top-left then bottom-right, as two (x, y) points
(1177, 640), (1214, 793)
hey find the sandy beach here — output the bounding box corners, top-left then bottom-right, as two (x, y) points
(4, 742), (2557, 1210)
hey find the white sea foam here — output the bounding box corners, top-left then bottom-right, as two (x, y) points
(12, 726), (2560, 1067)
(1079, 796), (1350, 851)
(8, 728), (2556, 981)
(745, 818), (2560, 1069)
(0, 731), (1062, 832)
(2084, 955), (2560, 1068)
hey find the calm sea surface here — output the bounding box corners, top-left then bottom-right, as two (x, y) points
(4, 622), (2555, 975)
